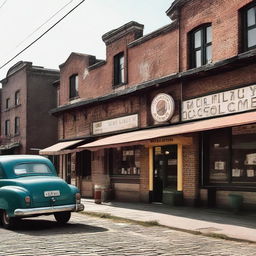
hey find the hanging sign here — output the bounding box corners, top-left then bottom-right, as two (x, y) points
(151, 93), (175, 123)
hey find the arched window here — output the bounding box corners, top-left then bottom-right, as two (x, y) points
(242, 1), (256, 51)
(69, 74), (79, 99)
(190, 24), (212, 68)
(113, 52), (125, 86)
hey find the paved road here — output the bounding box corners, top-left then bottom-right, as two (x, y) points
(0, 213), (255, 256)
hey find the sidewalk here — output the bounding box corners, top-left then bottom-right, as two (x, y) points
(81, 198), (256, 243)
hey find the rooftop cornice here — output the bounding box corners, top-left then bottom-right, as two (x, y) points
(128, 21), (178, 48)
(166, 0), (189, 20)
(102, 21), (144, 45)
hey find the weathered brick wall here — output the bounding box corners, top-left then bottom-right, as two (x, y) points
(140, 146), (150, 202)
(183, 63), (256, 100)
(1, 67), (27, 154)
(182, 134), (200, 205)
(179, 0), (253, 71)
(27, 70), (59, 153)
(59, 24), (178, 107)
(59, 95), (144, 140)
(59, 53), (95, 106)
(91, 150), (109, 185)
(128, 28), (178, 85)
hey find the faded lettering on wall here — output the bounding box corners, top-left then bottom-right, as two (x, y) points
(182, 85), (256, 121)
(92, 114), (139, 135)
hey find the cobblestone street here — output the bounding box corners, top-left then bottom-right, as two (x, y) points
(0, 213), (255, 256)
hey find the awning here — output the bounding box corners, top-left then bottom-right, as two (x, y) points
(40, 139), (84, 155)
(0, 142), (20, 151)
(79, 111), (256, 150)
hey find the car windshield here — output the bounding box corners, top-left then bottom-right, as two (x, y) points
(14, 163), (52, 175)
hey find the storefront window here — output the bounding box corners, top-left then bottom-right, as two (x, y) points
(232, 125), (256, 183)
(203, 124), (256, 186)
(109, 146), (141, 175)
(208, 129), (230, 183)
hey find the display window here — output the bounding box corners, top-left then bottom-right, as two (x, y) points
(109, 146), (141, 176)
(202, 124), (256, 186)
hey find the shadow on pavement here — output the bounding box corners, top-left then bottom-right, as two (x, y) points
(9, 218), (108, 236)
(90, 200), (256, 230)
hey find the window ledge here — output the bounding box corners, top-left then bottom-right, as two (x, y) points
(3, 103), (21, 112)
(110, 175), (140, 184)
(69, 96), (80, 103)
(112, 82), (127, 89)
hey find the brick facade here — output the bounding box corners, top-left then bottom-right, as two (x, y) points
(183, 134), (199, 206)
(50, 0), (256, 208)
(1, 62), (59, 155)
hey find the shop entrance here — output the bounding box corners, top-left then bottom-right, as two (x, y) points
(152, 145), (177, 202)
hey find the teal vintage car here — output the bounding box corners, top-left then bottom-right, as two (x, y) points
(0, 155), (84, 229)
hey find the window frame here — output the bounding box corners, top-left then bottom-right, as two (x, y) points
(69, 74), (79, 100)
(108, 146), (141, 176)
(113, 52), (125, 86)
(5, 120), (10, 136)
(190, 24), (212, 68)
(14, 116), (20, 135)
(5, 98), (10, 109)
(15, 90), (20, 106)
(202, 126), (256, 188)
(242, 1), (256, 51)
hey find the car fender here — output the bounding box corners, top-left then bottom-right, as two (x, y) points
(0, 186), (30, 216)
(68, 184), (80, 194)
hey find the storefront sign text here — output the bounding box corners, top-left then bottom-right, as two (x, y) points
(182, 84), (256, 121)
(92, 114), (138, 135)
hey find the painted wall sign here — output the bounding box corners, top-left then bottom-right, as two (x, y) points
(182, 84), (256, 121)
(92, 114), (138, 135)
(151, 93), (175, 123)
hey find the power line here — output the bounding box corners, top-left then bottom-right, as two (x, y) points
(0, 0), (86, 70)
(14, 0), (75, 50)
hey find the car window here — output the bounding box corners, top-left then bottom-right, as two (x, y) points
(14, 163), (52, 175)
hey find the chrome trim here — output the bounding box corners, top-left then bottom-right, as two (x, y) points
(14, 203), (84, 217)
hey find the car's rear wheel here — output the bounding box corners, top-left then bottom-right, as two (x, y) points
(1, 210), (17, 229)
(54, 211), (71, 224)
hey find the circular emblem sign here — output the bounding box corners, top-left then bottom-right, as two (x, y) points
(151, 93), (175, 123)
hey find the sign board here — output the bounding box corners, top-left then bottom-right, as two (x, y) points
(92, 114), (138, 135)
(182, 84), (256, 121)
(151, 93), (175, 123)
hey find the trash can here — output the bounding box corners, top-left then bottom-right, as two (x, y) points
(101, 185), (111, 202)
(228, 194), (243, 212)
(94, 185), (102, 204)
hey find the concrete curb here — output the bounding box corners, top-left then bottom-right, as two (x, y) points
(80, 210), (256, 244)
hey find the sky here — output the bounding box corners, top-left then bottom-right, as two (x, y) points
(0, 0), (173, 80)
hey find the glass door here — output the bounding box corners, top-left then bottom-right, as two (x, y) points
(153, 145), (177, 202)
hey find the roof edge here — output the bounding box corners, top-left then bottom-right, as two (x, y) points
(50, 49), (256, 115)
(166, 0), (189, 19)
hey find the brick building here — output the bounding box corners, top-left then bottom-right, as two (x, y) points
(0, 61), (59, 155)
(41, 0), (256, 209)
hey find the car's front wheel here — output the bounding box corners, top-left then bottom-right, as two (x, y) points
(54, 211), (71, 224)
(1, 210), (18, 229)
